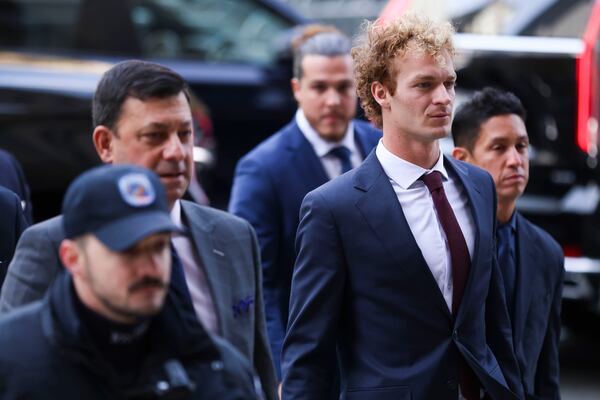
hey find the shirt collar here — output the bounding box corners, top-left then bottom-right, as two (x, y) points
(170, 200), (183, 229)
(375, 140), (448, 190)
(499, 210), (517, 232)
(295, 109), (356, 157)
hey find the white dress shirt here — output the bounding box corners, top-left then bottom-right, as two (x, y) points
(170, 200), (218, 334)
(296, 109), (362, 179)
(375, 140), (475, 311)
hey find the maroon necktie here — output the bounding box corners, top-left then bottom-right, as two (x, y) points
(421, 171), (480, 400)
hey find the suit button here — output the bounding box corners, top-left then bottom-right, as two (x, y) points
(446, 380), (458, 390)
(452, 329), (458, 340)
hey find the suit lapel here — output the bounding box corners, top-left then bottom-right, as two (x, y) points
(513, 213), (537, 343)
(354, 152), (452, 321)
(443, 157), (485, 322)
(284, 123), (329, 189)
(180, 201), (231, 336)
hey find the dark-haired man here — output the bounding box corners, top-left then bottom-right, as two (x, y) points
(0, 60), (276, 399)
(452, 87), (563, 399)
(229, 25), (381, 376)
(0, 165), (262, 399)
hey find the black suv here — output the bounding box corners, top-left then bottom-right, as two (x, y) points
(0, 0), (307, 219)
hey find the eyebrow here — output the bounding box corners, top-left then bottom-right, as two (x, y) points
(141, 121), (192, 130)
(488, 134), (529, 143)
(308, 78), (354, 85)
(410, 72), (457, 82)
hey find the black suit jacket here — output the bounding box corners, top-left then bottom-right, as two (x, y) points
(0, 149), (33, 224)
(512, 213), (563, 399)
(0, 187), (27, 288)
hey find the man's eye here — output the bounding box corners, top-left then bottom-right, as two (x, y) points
(338, 83), (353, 93)
(179, 130), (193, 141)
(154, 242), (168, 254)
(445, 81), (456, 89)
(143, 132), (163, 141)
(416, 82), (431, 89)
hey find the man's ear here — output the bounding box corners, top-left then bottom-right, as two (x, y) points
(291, 77), (301, 103)
(452, 146), (470, 161)
(59, 239), (83, 277)
(93, 126), (115, 163)
(371, 81), (389, 109)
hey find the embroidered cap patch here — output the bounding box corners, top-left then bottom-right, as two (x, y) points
(118, 173), (156, 207)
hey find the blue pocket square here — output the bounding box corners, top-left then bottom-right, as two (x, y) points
(232, 295), (254, 318)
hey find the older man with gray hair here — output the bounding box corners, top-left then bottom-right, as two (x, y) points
(229, 24), (381, 377)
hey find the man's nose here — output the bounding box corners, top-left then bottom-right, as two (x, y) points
(139, 250), (167, 276)
(163, 133), (185, 160)
(432, 84), (452, 105)
(324, 88), (341, 106)
(506, 146), (524, 167)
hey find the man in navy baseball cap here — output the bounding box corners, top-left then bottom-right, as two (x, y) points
(60, 164), (183, 322)
(0, 164), (265, 399)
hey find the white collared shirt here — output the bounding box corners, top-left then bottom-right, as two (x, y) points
(296, 109), (362, 179)
(170, 200), (218, 334)
(375, 140), (475, 311)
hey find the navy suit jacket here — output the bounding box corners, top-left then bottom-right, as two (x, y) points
(229, 119), (381, 375)
(511, 213), (563, 399)
(281, 152), (523, 400)
(0, 150), (33, 224)
(0, 187), (28, 288)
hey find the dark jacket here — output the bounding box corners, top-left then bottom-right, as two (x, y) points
(0, 187), (27, 288)
(0, 149), (33, 224)
(0, 272), (263, 400)
(513, 213), (564, 399)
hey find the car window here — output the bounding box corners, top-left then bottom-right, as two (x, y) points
(131, 0), (293, 64)
(0, 0), (294, 65)
(0, 0), (81, 50)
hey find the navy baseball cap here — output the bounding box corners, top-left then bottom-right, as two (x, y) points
(62, 164), (183, 251)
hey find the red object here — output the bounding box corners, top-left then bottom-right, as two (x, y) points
(562, 245), (582, 257)
(576, 0), (600, 153)
(378, 0), (412, 24)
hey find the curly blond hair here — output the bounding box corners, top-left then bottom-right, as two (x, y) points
(352, 14), (455, 128)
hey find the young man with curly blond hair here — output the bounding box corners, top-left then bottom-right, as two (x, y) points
(281, 14), (523, 400)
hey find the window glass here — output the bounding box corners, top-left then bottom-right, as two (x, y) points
(454, 0), (594, 38)
(0, 0), (81, 50)
(130, 0), (293, 64)
(0, 0), (294, 64)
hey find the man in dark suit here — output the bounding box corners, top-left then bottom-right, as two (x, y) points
(229, 24), (381, 376)
(0, 149), (33, 224)
(0, 187), (28, 288)
(281, 14), (523, 400)
(452, 87), (564, 399)
(0, 60), (277, 399)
